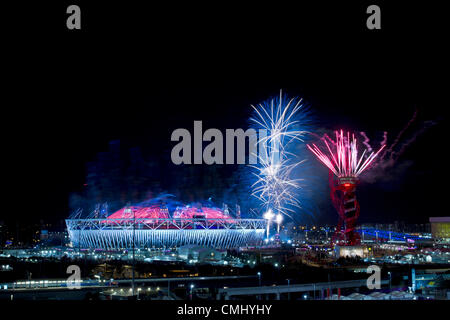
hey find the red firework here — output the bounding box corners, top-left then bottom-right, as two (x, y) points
(308, 130), (385, 246)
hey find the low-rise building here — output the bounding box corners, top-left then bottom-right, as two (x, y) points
(429, 217), (450, 240)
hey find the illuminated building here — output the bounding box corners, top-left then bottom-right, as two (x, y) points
(66, 204), (265, 250)
(429, 217), (450, 240)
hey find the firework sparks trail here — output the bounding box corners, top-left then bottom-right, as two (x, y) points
(382, 109), (418, 161)
(307, 130), (386, 178)
(395, 120), (436, 159)
(250, 156), (306, 217)
(359, 131), (373, 153)
(365, 110), (437, 173)
(323, 133), (336, 146)
(250, 91), (309, 218)
(380, 131), (388, 146)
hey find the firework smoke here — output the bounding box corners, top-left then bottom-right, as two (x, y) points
(360, 131), (373, 153)
(383, 109), (418, 161)
(359, 110), (438, 183)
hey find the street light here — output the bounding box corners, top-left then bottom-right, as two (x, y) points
(263, 210), (275, 239)
(388, 272), (392, 291)
(190, 284), (194, 300)
(257, 272), (262, 300)
(167, 279), (170, 298)
(287, 279), (290, 300)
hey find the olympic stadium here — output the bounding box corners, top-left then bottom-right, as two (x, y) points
(66, 203), (266, 250)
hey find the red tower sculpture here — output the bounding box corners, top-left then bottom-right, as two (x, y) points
(329, 174), (360, 246)
(308, 130), (385, 247)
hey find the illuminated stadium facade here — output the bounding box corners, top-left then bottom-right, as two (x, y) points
(66, 204), (266, 250)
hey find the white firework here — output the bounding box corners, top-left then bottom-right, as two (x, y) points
(250, 91), (309, 218)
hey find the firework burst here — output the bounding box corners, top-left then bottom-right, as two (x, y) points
(307, 130), (385, 178)
(250, 91), (309, 218)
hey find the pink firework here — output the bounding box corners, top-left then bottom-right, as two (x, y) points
(307, 130), (386, 178)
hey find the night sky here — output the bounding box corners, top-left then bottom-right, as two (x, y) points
(3, 2), (447, 232)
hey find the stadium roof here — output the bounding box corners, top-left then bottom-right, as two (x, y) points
(429, 217), (450, 223)
(107, 205), (231, 220)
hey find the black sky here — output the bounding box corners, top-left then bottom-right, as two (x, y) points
(2, 1), (447, 230)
